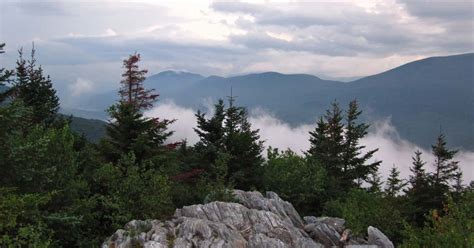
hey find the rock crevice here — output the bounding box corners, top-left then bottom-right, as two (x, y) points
(103, 190), (393, 248)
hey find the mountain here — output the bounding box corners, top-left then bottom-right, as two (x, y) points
(74, 53), (474, 149)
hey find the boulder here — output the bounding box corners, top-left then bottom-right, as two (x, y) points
(103, 190), (393, 248)
(367, 226), (394, 248)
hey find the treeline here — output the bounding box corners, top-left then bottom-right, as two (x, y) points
(0, 44), (472, 247)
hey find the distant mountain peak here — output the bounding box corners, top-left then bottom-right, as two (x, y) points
(154, 70), (203, 77)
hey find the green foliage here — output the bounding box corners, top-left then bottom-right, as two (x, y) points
(12, 47), (59, 125)
(385, 165), (407, 198)
(0, 188), (53, 247)
(401, 192), (474, 248)
(102, 102), (173, 164)
(307, 100), (380, 199)
(323, 189), (406, 244)
(194, 98), (264, 190)
(263, 148), (326, 215)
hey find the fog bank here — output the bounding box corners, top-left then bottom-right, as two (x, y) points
(146, 102), (473, 183)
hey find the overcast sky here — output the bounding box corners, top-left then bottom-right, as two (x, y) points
(1, 0), (473, 103)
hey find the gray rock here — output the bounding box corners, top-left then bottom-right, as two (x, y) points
(102, 190), (392, 248)
(367, 226), (394, 248)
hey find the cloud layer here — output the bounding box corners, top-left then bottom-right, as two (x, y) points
(1, 0), (472, 103)
(146, 102), (474, 185)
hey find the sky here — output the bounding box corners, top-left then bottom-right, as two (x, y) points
(1, 0), (473, 102)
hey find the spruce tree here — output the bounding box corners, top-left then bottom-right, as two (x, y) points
(223, 97), (264, 190)
(431, 134), (459, 187)
(385, 165), (407, 198)
(429, 134), (459, 209)
(367, 170), (383, 194)
(405, 150), (431, 226)
(307, 117), (330, 163)
(12, 46), (59, 124)
(308, 101), (344, 178)
(308, 100), (379, 194)
(104, 53), (172, 165)
(0, 43), (13, 101)
(343, 100), (380, 186)
(194, 99), (226, 174)
(193, 97), (264, 190)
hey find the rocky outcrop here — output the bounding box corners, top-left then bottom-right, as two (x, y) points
(103, 190), (393, 248)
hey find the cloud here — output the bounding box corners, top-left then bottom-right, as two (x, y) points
(69, 77), (94, 96)
(146, 102), (474, 184)
(398, 0), (474, 20)
(2, 0), (473, 101)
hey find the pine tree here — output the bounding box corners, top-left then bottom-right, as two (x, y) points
(405, 150), (431, 226)
(0, 43), (14, 101)
(308, 100), (379, 193)
(194, 99), (226, 177)
(307, 117), (329, 163)
(223, 97), (264, 190)
(343, 100), (380, 186)
(429, 134), (460, 209)
(103, 53), (173, 165)
(367, 170), (383, 194)
(431, 134), (459, 187)
(118, 53), (158, 110)
(12, 46), (59, 124)
(308, 101), (345, 179)
(385, 165), (407, 198)
(193, 97), (264, 190)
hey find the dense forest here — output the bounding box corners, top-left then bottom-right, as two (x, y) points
(0, 43), (472, 247)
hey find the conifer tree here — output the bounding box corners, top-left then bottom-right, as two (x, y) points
(429, 134), (459, 209)
(405, 150), (431, 226)
(343, 100), (380, 186)
(194, 99), (226, 174)
(385, 165), (407, 198)
(0, 43), (13, 101)
(367, 170), (383, 194)
(193, 97), (264, 190)
(307, 117), (329, 162)
(104, 53), (172, 165)
(431, 134), (459, 187)
(308, 101), (344, 178)
(12, 46), (59, 124)
(308, 100), (379, 193)
(224, 97), (264, 190)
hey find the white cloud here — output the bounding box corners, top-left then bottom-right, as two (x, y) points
(146, 102), (474, 184)
(69, 77), (94, 96)
(1, 0), (472, 99)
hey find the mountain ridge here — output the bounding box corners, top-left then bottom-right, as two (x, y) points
(67, 53), (474, 149)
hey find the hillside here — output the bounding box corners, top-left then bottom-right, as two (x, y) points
(71, 53), (474, 149)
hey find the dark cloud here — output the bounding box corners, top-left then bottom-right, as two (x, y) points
(398, 0), (474, 20)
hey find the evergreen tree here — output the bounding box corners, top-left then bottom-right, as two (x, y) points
(307, 117), (330, 163)
(385, 165), (407, 198)
(0, 43), (14, 101)
(429, 134), (459, 209)
(12, 46), (59, 124)
(367, 170), (383, 194)
(103, 53), (173, 165)
(193, 97), (264, 190)
(308, 101), (344, 179)
(343, 100), (380, 186)
(308, 100), (379, 194)
(223, 97), (264, 190)
(405, 150), (431, 226)
(118, 53), (158, 110)
(431, 134), (459, 186)
(194, 99), (226, 176)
